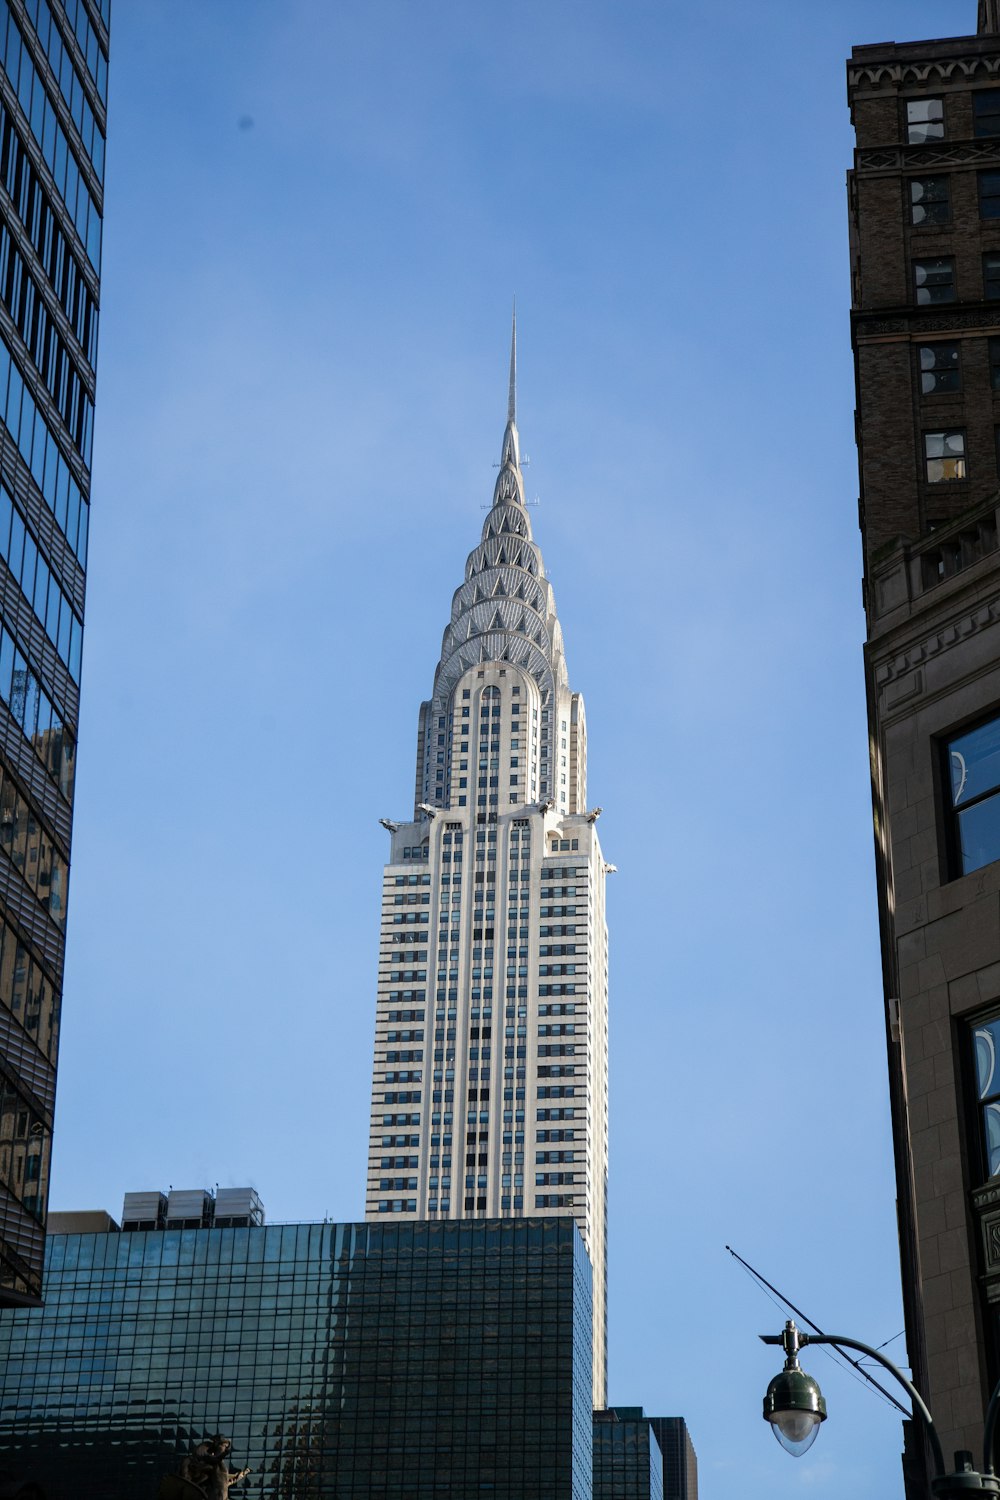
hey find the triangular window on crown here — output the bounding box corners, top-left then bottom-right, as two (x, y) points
(493, 577), (506, 596)
(496, 546), (507, 565)
(491, 610), (504, 630)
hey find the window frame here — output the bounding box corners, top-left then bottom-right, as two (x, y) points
(914, 256), (957, 305)
(912, 174), (952, 225)
(975, 89), (1000, 138)
(919, 342), (962, 396)
(906, 97), (945, 144)
(982, 170), (1000, 221)
(985, 252), (1000, 300)
(923, 429), (967, 483)
(941, 710), (1000, 879)
(969, 1012), (1000, 1183)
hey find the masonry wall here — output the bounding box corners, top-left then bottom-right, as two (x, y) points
(849, 27), (1000, 1492)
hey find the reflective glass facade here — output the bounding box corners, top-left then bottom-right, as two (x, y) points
(648, 1417), (698, 1500)
(0, 1216), (594, 1500)
(593, 1410), (664, 1500)
(0, 0), (106, 1305)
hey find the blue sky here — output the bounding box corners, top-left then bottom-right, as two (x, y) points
(49, 1), (968, 1495)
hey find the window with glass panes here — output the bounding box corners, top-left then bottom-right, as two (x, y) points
(907, 97), (944, 143)
(914, 257), (956, 304)
(924, 430), (966, 482)
(912, 176), (951, 224)
(981, 171), (1000, 219)
(990, 339), (1000, 391)
(973, 1015), (1000, 1179)
(919, 343), (961, 394)
(945, 715), (1000, 875)
(975, 90), (1000, 137)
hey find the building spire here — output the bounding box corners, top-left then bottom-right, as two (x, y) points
(980, 0), (1000, 33)
(497, 305), (522, 484)
(508, 300), (517, 426)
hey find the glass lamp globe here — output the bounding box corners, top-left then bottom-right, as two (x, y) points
(768, 1406), (822, 1457)
(762, 1363), (827, 1459)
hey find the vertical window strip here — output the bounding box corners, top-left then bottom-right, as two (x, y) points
(18, 0), (104, 177)
(0, 484), (80, 678)
(0, 6), (100, 265)
(0, 614), (74, 800)
(0, 337), (88, 565)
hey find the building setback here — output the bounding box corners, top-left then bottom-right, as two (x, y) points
(0, 0), (108, 1306)
(591, 1409), (697, 1500)
(849, 2), (1000, 1490)
(0, 1214), (594, 1500)
(364, 321), (610, 1404)
(648, 1417), (698, 1500)
(593, 1409), (663, 1500)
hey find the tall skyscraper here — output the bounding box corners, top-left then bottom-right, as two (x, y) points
(365, 321), (610, 1405)
(0, 0), (108, 1306)
(849, 2), (1000, 1489)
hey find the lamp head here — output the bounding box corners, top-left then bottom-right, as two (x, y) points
(763, 1357), (827, 1457)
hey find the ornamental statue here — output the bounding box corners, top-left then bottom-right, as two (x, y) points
(158, 1435), (251, 1500)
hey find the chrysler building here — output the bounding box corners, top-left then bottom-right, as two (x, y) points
(365, 322), (609, 1404)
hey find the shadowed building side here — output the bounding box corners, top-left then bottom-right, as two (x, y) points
(849, 2), (1000, 1491)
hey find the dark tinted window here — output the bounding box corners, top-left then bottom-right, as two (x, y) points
(982, 171), (1000, 219)
(912, 176), (951, 224)
(919, 343), (961, 394)
(976, 90), (1000, 137)
(986, 253), (1000, 299)
(914, 257), (956, 304)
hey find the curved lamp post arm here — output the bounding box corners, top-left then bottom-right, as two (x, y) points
(761, 1326), (946, 1479)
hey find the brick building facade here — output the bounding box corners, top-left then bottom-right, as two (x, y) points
(849, 7), (1000, 1492)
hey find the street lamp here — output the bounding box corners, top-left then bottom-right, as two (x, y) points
(762, 1328), (826, 1455)
(760, 1320), (1000, 1497)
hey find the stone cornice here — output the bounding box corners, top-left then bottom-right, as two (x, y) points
(853, 305), (1000, 338)
(850, 48), (1000, 92)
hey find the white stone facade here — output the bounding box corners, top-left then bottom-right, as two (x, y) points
(364, 366), (609, 1405)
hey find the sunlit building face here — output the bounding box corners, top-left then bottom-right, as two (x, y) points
(364, 330), (610, 1406)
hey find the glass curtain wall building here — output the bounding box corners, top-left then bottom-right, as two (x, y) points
(592, 1410), (664, 1500)
(0, 1215), (594, 1500)
(365, 320), (610, 1405)
(0, 0), (108, 1306)
(592, 1409), (698, 1500)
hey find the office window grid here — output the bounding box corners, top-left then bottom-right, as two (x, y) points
(0, 1219), (594, 1500)
(0, 3), (101, 263)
